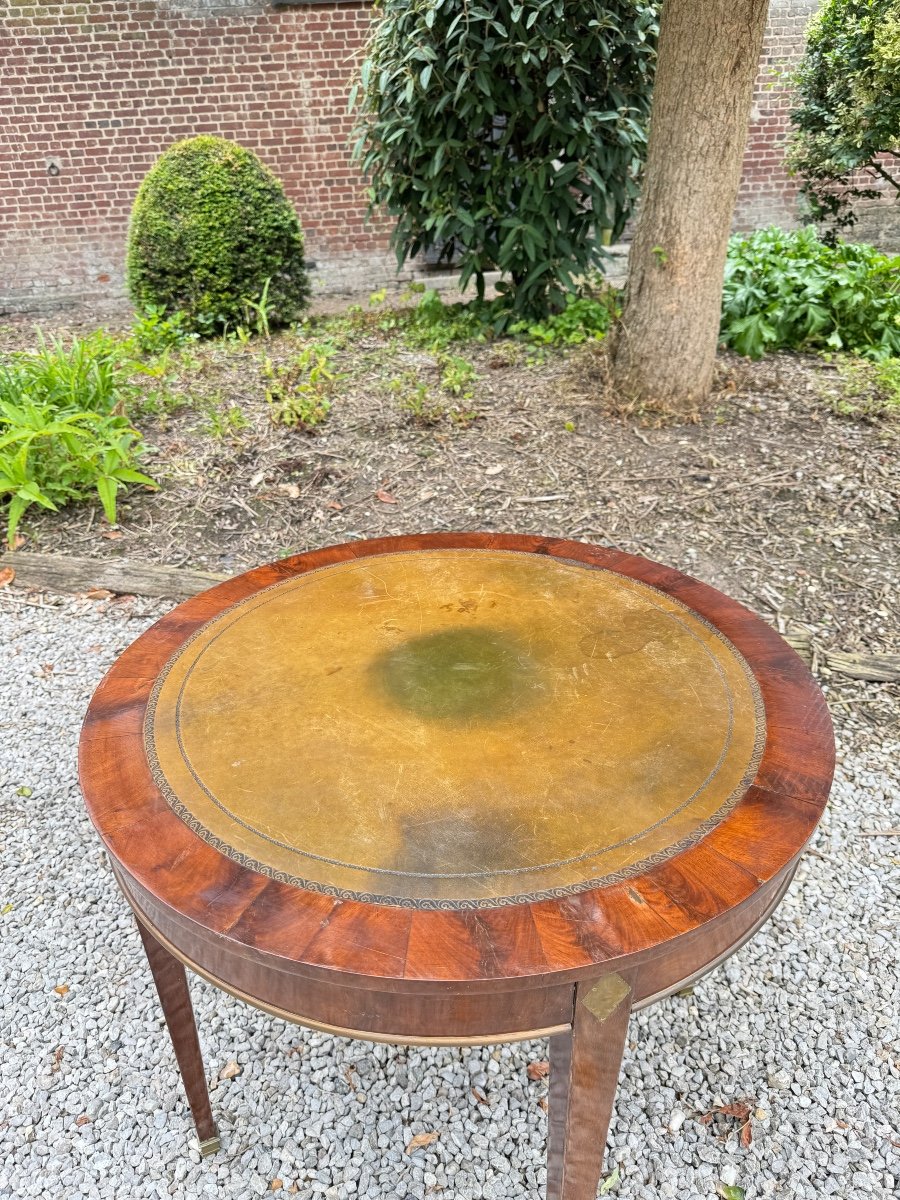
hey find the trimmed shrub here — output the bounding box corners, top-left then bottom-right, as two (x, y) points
(127, 136), (310, 334)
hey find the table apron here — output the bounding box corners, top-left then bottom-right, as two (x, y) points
(111, 858), (799, 1045)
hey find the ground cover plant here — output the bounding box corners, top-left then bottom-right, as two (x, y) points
(127, 136), (310, 335)
(720, 226), (900, 360)
(0, 332), (155, 546)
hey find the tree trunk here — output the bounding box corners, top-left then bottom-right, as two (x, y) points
(609, 0), (771, 410)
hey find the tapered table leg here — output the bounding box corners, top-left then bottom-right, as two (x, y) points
(135, 917), (220, 1154)
(546, 974), (633, 1200)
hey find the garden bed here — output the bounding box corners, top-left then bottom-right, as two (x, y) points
(1, 294), (897, 736)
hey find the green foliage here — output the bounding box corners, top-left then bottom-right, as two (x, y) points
(265, 343), (338, 430)
(508, 292), (618, 345)
(390, 373), (447, 425)
(0, 333), (155, 545)
(720, 227), (900, 360)
(202, 397), (251, 439)
(820, 355), (900, 420)
(353, 0), (657, 321)
(403, 290), (497, 351)
(788, 0), (900, 235)
(438, 354), (477, 397)
(127, 136), (310, 335)
(128, 304), (197, 357)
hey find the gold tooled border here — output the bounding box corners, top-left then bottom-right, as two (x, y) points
(142, 550), (767, 911)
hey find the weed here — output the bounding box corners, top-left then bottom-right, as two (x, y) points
(390, 374), (445, 426)
(265, 342), (338, 430)
(818, 355), (900, 422)
(438, 354), (477, 398)
(128, 305), (197, 357)
(241, 277), (274, 339)
(508, 292), (618, 346)
(202, 398), (251, 438)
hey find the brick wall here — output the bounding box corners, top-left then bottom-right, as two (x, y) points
(1, 0), (397, 312)
(3, 0), (886, 316)
(734, 0), (820, 230)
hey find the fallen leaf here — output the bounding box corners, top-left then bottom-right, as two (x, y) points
(719, 1187), (745, 1200)
(54, 984), (69, 997)
(101, 529), (123, 540)
(326, 500), (344, 511)
(218, 1060), (242, 1081)
(405, 1131), (439, 1155)
(1, 903), (13, 915)
(85, 589), (115, 600)
(40, 663), (55, 675)
(471, 1087), (489, 1106)
(600, 1164), (620, 1194)
(527, 1060), (550, 1081)
(0, 567), (15, 587)
(16, 786), (32, 797)
(52, 1046), (64, 1070)
(279, 483), (301, 500)
(537, 1097), (548, 1112)
(87, 644), (104, 653)
(374, 489), (398, 504)
(700, 1101), (753, 1146)
(75, 1115), (91, 1127)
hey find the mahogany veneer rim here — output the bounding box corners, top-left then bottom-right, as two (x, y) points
(78, 532), (834, 987)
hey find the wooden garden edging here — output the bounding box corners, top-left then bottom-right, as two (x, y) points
(0, 552), (229, 600)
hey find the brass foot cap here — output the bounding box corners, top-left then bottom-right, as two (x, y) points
(199, 1134), (221, 1157)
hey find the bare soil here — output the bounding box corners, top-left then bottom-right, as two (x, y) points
(2, 300), (897, 734)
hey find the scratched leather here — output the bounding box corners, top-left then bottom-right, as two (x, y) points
(146, 550), (763, 905)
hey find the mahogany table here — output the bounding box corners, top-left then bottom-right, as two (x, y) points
(79, 533), (834, 1198)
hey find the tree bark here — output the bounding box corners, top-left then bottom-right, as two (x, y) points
(609, 0), (771, 410)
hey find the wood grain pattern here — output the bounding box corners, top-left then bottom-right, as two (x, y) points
(80, 533), (833, 995)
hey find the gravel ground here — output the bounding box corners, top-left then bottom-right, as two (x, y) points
(1, 592), (898, 1200)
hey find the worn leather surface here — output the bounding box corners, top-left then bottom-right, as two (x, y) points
(146, 549), (764, 906)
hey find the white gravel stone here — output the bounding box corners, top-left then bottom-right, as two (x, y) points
(1, 593), (898, 1199)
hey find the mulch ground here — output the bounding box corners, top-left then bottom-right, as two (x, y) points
(2, 298), (897, 736)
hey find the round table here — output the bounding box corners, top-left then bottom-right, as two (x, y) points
(79, 533), (834, 1198)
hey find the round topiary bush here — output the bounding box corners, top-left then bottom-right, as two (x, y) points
(127, 136), (310, 333)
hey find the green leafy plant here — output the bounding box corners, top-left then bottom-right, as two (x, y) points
(353, 0), (657, 322)
(788, 0), (900, 236)
(202, 397), (251, 439)
(128, 305), (197, 357)
(241, 277), (275, 339)
(127, 136), (310, 335)
(403, 290), (497, 351)
(720, 226), (900, 359)
(265, 343), (338, 430)
(391, 374), (446, 426)
(438, 354), (477, 398)
(509, 291), (619, 345)
(0, 334), (155, 544)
